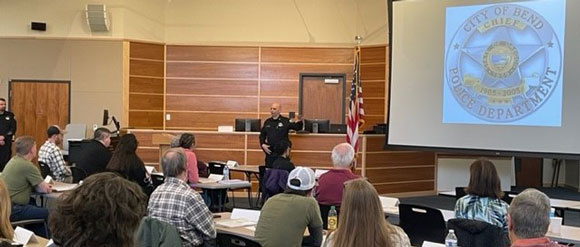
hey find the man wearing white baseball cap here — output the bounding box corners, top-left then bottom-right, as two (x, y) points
(255, 166), (323, 247)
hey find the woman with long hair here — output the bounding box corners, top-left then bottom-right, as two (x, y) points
(324, 179), (410, 247)
(0, 179), (14, 240)
(178, 133), (199, 184)
(106, 133), (153, 196)
(48, 172), (147, 247)
(455, 159), (509, 229)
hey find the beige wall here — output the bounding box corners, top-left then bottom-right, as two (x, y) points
(0, 0), (387, 45)
(0, 38), (123, 136)
(165, 0), (388, 45)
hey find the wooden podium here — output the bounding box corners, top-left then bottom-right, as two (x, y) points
(152, 133), (176, 169)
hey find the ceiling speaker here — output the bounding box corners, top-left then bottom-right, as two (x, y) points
(85, 4), (110, 32)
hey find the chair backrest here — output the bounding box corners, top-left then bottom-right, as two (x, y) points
(197, 160), (209, 178)
(216, 232), (261, 247)
(70, 166), (87, 183)
(136, 217), (183, 247)
(398, 204), (447, 246)
(38, 161), (52, 178)
(208, 161), (226, 175)
(455, 187), (467, 201)
(447, 218), (510, 247)
(151, 173), (165, 187)
(318, 204), (340, 230)
(501, 191), (514, 205)
(63, 124), (87, 151)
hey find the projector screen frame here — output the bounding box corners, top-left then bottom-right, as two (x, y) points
(384, 0), (580, 160)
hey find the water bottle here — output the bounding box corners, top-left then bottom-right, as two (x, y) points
(223, 165), (229, 181)
(327, 206), (338, 230)
(445, 229), (458, 247)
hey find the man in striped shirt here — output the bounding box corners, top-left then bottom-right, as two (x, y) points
(38, 125), (72, 182)
(508, 189), (564, 247)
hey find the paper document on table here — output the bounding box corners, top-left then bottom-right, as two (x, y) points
(379, 196), (400, 208)
(422, 241), (445, 247)
(231, 208), (261, 222)
(216, 218), (256, 228)
(314, 169), (329, 178)
(244, 226), (256, 231)
(13, 226), (38, 245)
(145, 166), (157, 174)
(52, 183), (78, 192)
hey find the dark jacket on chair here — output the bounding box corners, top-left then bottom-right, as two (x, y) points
(136, 217), (183, 247)
(262, 169), (289, 202)
(447, 218), (510, 247)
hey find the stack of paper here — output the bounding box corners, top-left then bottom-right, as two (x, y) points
(52, 183), (78, 192)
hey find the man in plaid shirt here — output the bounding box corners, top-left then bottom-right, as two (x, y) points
(148, 148), (216, 247)
(38, 125), (72, 182)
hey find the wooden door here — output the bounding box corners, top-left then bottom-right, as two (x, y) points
(300, 74), (346, 124)
(9, 80), (70, 152)
(515, 157), (543, 188)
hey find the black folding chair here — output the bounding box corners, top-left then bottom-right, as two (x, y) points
(70, 166), (87, 183)
(38, 161), (52, 178)
(398, 203), (447, 246)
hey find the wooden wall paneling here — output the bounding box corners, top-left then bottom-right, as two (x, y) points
(365, 167), (434, 183)
(130, 59), (164, 77)
(130, 77), (164, 94)
(247, 150), (265, 165)
(261, 64), (353, 80)
(166, 79), (258, 96)
(130, 42), (165, 60)
(194, 133), (246, 149)
(361, 116), (386, 131)
(261, 47), (354, 63)
(195, 150), (245, 163)
(246, 134), (261, 149)
(129, 94), (164, 110)
(360, 64), (386, 81)
(373, 181), (434, 194)
(166, 63), (258, 79)
(289, 135), (345, 151)
(365, 152), (435, 168)
(166, 95), (258, 112)
(360, 80), (386, 98)
(365, 136), (387, 152)
(260, 80), (299, 97)
(166, 46), (259, 62)
(363, 98), (386, 116)
(165, 112), (257, 130)
(259, 97), (298, 113)
(128, 111), (164, 128)
(136, 148), (160, 163)
(132, 132), (156, 147)
(291, 152), (334, 167)
(360, 46), (386, 63)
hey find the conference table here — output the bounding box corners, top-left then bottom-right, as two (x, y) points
(193, 179), (252, 211)
(213, 212), (311, 241)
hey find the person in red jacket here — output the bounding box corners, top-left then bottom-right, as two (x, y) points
(315, 143), (360, 206)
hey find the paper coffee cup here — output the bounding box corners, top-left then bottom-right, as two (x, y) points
(549, 217), (562, 234)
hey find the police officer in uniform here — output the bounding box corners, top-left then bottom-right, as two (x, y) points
(0, 98), (16, 171)
(259, 103), (302, 168)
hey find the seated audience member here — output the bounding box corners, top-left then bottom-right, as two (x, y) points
(148, 148), (216, 247)
(455, 159), (509, 230)
(0, 179), (14, 240)
(38, 125), (72, 183)
(106, 133), (154, 196)
(0, 136), (51, 237)
(508, 189), (563, 247)
(271, 140), (295, 173)
(76, 128), (112, 178)
(256, 167), (323, 247)
(178, 133), (199, 184)
(324, 179), (410, 247)
(315, 143), (360, 206)
(48, 172), (147, 247)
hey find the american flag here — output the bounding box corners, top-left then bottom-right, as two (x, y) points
(347, 49), (364, 151)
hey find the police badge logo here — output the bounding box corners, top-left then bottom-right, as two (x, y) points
(444, 2), (564, 125)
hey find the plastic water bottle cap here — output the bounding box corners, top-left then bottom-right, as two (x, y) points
(449, 229), (454, 233)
